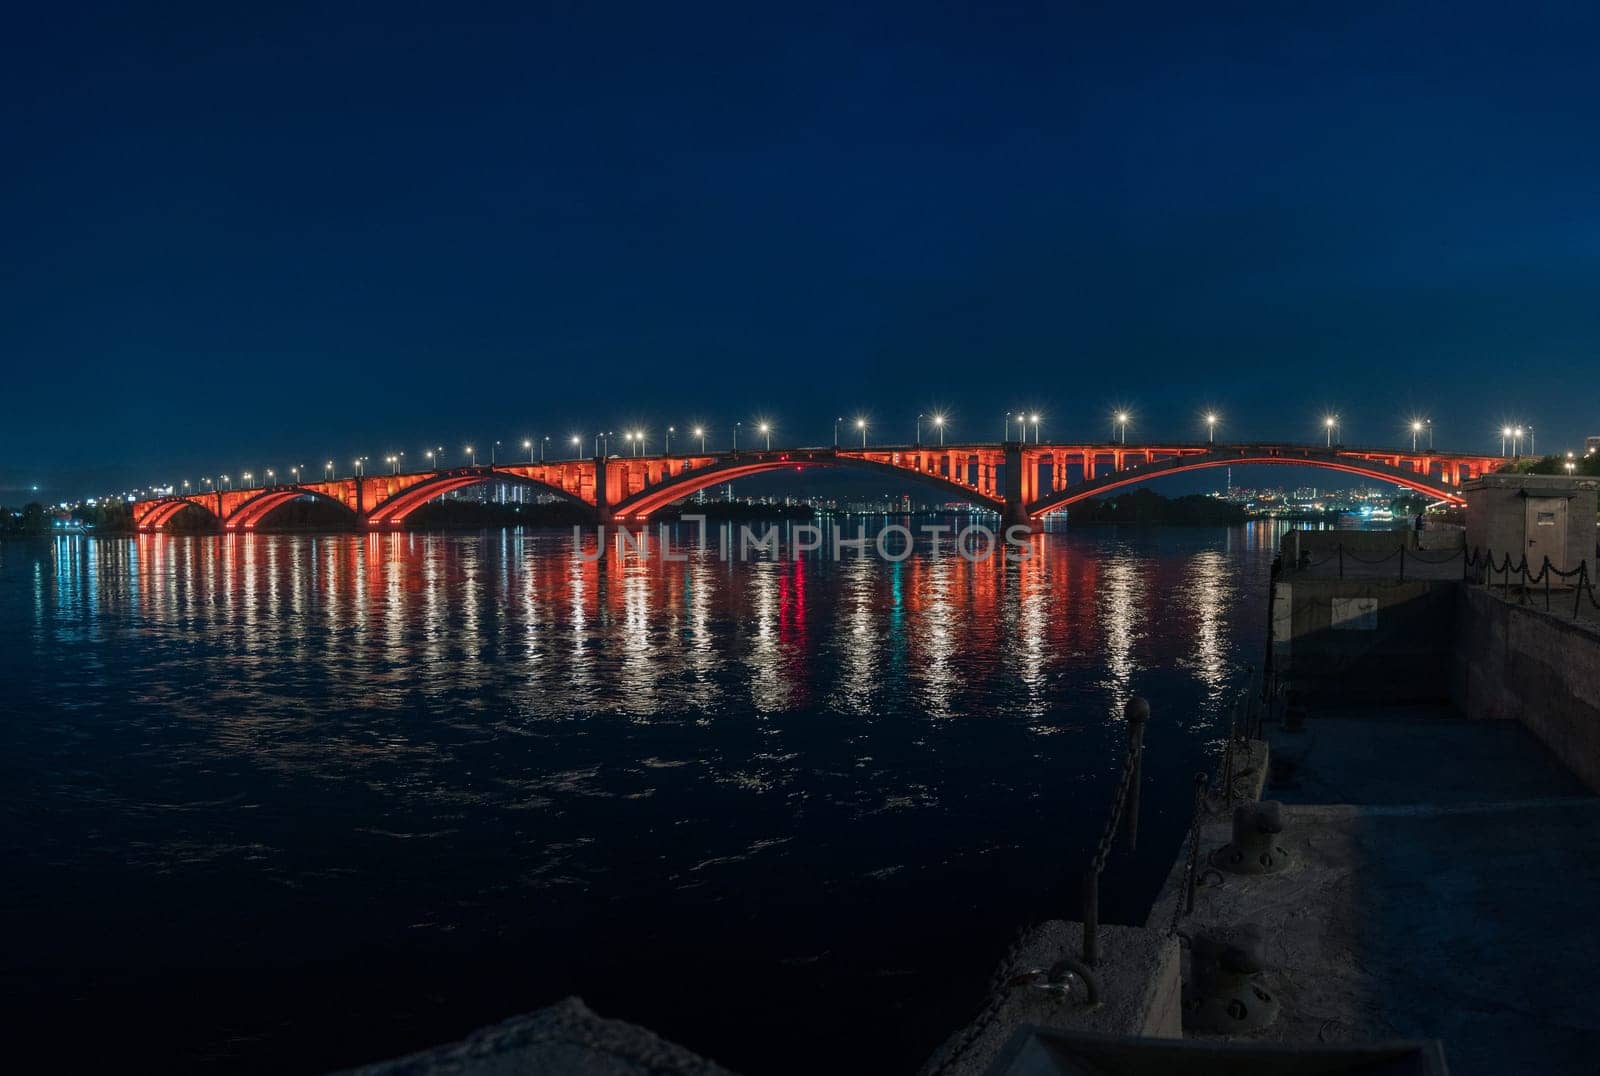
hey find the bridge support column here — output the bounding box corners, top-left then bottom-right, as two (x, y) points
(593, 457), (614, 524)
(1001, 444), (1041, 532)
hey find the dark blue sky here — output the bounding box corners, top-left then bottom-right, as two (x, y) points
(4, 2), (1598, 498)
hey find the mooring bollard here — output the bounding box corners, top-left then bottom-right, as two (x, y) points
(1184, 922), (1280, 1033)
(1212, 800), (1291, 875)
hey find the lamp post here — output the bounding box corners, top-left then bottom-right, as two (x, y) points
(695, 426), (706, 453)
(222, 474), (231, 490)
(571, 435), (581, 459)
(834, 417), (842, 448)
(1426, 419), (1433, 449)
(1115, 412), (1129, 445)
(666, 426), (675, 455)
(1529, 426), (1535, 456)
(1206, 413), (1218, 444)
(265, 469), (275, 486)
(290, 466), (300, 484)
(733, 422), (741, 451)
(524, 439), (534, 463)
(1501, 426), (1511, 456)
(933, 414), (946, 446)
(759, 422), (771, 450)
(1514, 427), (1524, 456)
(492, 440), (501, 465)
(541, 436), (548, 462)
(1411, 421), (1422, 453)
(466, 445), (476, 466)
(1029, 413), (1040, 443)
(916, 413), (923, 445)
(1324, 415), (1338, 447)
(857, 417), (867, 448)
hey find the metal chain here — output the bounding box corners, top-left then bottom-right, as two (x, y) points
(1169, 772), (1210, 937)
(1089, 744), (1139, 874)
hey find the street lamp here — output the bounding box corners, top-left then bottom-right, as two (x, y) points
(694, 426), (706, 453)
(571, 435), (582, 459)
(856, 417), (868, 448)
(1205, 413), (1218, 444)
(1029, 413), (1040, 443)
(222, 474), (231, 489)
(290, 466), (300, 484)
(916, 413), (923, 444)
(759, 422), (771, 450)
(242, 471), (253, 486)
(1410, 420), (1423, 453)
(265, 469), (275, 485)
(524, 438), (534, 462)
(1115, 411), (1129, 445)
(1501, 426), (1512, 456)
(834, 417), (842, 447)
(1529, 426), (1535, 455)
(326, 461), (334, 480)
(1426, 419), (1433, 449)
(1324, 415), (1339, 447)
(466, 445), (476, 466)
(1514, 426), (1524, 456)
(666, 426), (675, 455)
(733, 422), (741, 451)
(932, 413), (946, 446)
(541, 436), (548, 462)
(492, 440), (502, 465)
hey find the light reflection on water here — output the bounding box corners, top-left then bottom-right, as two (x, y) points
(1, 519), (1292, 1075)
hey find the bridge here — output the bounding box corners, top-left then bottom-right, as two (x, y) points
(130, 442), (1505, 532)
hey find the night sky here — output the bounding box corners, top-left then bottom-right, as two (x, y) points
(4, 3), (1598, 499)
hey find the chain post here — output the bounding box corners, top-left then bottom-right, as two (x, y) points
(1122, 696), (1149, 852)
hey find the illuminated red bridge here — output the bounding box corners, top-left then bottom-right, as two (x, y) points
(131, 442), (1504, 533)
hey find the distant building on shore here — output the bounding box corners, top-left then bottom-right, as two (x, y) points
(1586, 435), (1600, 455)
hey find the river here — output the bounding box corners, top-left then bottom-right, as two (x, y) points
(0, 519), (1288, 1073)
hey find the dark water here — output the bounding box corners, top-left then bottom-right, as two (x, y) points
(0, 520), (1283, 1073)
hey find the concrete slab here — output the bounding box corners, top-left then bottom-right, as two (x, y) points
(1266, 705), (1590, 805)
(1176, 800), (1600, 1076)
(334, 996), (738, 1076)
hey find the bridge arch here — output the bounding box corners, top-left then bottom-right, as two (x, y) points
(365, 468), (591, 526)
(137, 496), (220, 531)
(613, 451), (1006, 520)
(1029, 450), (1468, 519)
(226, 487), (363, 531)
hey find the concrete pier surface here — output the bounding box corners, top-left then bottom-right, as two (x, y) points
(1156, 704), (1600, 1076)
